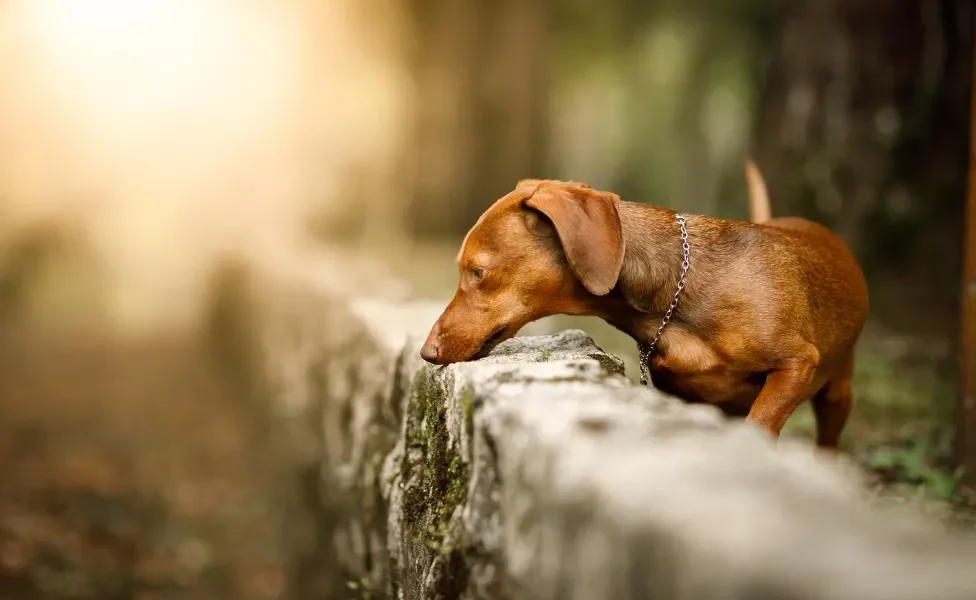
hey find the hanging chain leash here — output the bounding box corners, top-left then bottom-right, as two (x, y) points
(638, 213), (691, 385)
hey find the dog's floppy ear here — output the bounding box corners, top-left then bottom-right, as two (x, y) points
(523, 181), (625, 296)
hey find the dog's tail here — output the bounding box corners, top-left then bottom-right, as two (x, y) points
(744, 158), (771, 223)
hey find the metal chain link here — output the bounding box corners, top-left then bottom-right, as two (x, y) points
(638, 213), (691, 385)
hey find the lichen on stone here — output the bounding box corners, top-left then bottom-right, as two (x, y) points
(393, 367), (471, 599)
(460, 388), (474, 441)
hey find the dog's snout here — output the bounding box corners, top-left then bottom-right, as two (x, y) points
(420, 341), (439, 363)
(421, 320), (446, 364)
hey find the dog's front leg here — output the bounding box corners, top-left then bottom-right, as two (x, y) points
(745, 348), (819, 438)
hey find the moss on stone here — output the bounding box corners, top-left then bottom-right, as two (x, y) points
(587, 352), (626, 376)
(461, 388), (475, 441)
(397, 369), (471, 597)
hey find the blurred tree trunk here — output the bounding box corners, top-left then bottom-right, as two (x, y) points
(958, 29), (976, 488)
(753, 0), (973, 338)
(404, 0), (551, 238)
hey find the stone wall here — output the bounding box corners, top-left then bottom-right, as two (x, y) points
(252, 256), (976, 600)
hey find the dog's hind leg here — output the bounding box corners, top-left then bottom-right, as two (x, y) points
(811, 355), (854, 449)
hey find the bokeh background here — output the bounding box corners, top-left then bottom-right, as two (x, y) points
(0, 0), (973, 597)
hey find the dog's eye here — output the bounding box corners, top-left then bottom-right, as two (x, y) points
(471, 268), (484, 280)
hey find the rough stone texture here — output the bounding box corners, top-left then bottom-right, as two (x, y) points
(253, 259), (976, 600)
(252, 262), (437, 598)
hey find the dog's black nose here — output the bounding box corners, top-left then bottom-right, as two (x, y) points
(420, 342), (439, 363)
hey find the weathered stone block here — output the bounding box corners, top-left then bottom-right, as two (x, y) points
(376, 328), (976, 600)
(253, 261), (976, 600)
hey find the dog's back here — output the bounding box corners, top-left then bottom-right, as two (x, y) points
(742, 159), (869, 351)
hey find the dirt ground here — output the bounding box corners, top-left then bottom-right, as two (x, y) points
(0, 322), (292, 599)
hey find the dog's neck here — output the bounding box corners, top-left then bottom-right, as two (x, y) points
(584, 201), (722, 346)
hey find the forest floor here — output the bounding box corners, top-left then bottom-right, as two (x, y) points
(0, 324), (290, 599)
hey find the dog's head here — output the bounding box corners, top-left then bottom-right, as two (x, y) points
(420, 179), (625, 365)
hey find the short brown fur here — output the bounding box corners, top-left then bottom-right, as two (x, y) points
(421, 161), (869, 447)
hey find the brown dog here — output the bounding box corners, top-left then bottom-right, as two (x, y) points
(420, 161), (869, 447)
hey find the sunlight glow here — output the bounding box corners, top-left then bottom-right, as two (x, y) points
(0, 0), (308, 328)
(0, 0), (410, 331)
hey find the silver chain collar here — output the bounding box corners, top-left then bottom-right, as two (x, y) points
(638, 213), (691, 386)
